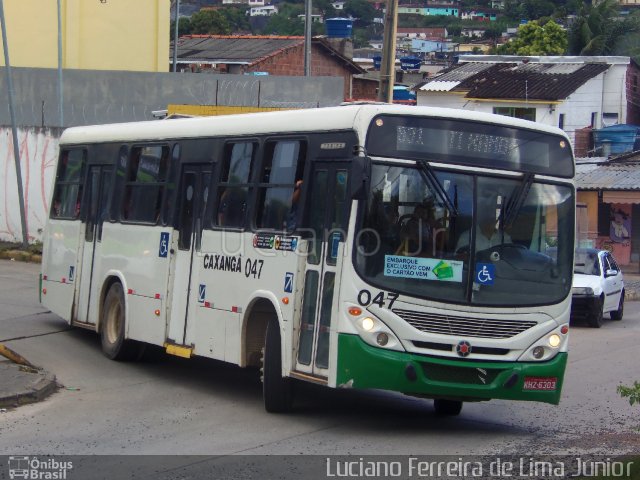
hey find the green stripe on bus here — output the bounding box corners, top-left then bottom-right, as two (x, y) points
(336, 334), (567, 405)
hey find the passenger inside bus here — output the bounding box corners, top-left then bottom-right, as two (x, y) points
(285, 179), (303, 230)
(217, 187), (247, 228)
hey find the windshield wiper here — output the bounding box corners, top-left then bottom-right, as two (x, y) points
(501, 172), (533, 229)
(417, 161), (458, 217)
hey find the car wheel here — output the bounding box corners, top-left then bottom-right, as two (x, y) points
(588, 296), (604, 328)
(610, 291), (624, 321)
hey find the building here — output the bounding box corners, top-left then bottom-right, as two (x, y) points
(575, 153), (640, 267)
(0, 0), (169, 72)
(415, 55), (630, 148)
(250, 5), (278, 16)
(398, 4), (459, 16)
(396, 27), (448, 40)
(172, 35), (366, 100)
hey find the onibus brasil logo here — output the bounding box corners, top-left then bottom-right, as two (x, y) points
(8, 456), (73, 479)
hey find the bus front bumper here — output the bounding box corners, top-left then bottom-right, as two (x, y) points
(336, 334), (567, 405)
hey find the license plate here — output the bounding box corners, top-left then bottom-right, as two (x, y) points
(523, 376), (557, 391)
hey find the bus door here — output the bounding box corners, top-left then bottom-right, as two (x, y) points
(166, 164), (211, 346)
(75, 165), (113, 325)
(295, 162), (349, 378)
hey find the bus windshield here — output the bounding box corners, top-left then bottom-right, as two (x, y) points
(355, 163), (574, 306)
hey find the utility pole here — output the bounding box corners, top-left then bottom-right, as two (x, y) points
(378, 0), (398, 103)
(304, 0), (312, 76)
(57, 0), (63, 126)
(172, 0), (180, 72)
(0, 0), (28, 248)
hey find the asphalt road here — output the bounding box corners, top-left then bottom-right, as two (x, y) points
(0, 259), (639, 465)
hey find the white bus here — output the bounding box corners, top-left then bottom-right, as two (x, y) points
(41, 104), (575, 415)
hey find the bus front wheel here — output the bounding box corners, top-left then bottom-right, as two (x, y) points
(434, 399), (463, 416)
(101, 283), (140, 361)
(262, 319), (293, 413)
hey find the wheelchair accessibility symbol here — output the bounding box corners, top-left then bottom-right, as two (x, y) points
(475, 263), (495, 285)
(159, 232), (169, 258)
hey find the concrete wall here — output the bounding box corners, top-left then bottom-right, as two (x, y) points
(0, 67), (344, 243)
(0, 127), (60, 243)
(0, 68), (344, 129)
(0, 0), (170, 72)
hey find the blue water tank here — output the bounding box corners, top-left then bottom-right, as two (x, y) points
(325, 18), (353, 38)
(373, 55), (381, 70)
(593, 124), (640, 155)
(400, 56), (421, 71)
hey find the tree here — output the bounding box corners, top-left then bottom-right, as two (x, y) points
(220, 7), (252, 33)
(189, 9), (231, 35)
(568, 0), (640, 57)
(344, 0), (376, 25)
(497, 20), (567, 55)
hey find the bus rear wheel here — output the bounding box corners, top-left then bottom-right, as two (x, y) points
(262, 319), (293, 413)
(434, 399), (463, 416)
(101, 283), (140, 361)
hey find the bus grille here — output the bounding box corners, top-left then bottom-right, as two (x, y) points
(392, 309), (537, 339)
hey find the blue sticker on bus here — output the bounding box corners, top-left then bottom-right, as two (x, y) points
(330, 232), (341, 258)
(284, 272), (294, 293)
(198, 284), (206, 303)
(69, 266), (75, 282)
(159, 232), (169, 258)
(475, 263), (495, 285)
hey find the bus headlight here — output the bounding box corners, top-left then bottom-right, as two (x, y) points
(518, 324), (569, 362)
(361, 317), (375, 331)
(348, 308), (404, 352)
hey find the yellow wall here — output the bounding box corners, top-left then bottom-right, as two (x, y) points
(0, 0), (169, 72)
(577, 191), (599, 239)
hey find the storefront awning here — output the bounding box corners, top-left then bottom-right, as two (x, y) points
(602, 191), (640, 204)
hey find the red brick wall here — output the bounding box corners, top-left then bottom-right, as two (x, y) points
(574, 126), (593, 158)
(351, 78), (378, 101)
(249, 44), (355, 100)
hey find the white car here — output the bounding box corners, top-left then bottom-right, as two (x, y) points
(571, 248), (625, 328)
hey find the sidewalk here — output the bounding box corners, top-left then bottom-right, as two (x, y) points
(0, 360), (57, 409)
(621, 265), (640, 301)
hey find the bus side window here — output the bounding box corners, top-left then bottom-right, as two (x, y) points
(50, 149), (86, 220)
(256, 140), (306, 231)
(122, 145), (169, 224)
(215, 142), (255, 228)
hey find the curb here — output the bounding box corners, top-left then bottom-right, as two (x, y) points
(0, 363), (58, 409)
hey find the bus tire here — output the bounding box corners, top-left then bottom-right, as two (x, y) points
(101, 283), (139, 361)
(262, 319), (293, 413)
(434, 399), (463, 416)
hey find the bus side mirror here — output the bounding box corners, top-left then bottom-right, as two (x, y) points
(350, 156), (371, 200)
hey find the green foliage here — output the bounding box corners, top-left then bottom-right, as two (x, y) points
(170, 17), (193, 39)
(313, 0), (338, 19)
(497, 20), (567, 55)
(220, 7), (252, 33)
(618, 381), (640, 407)
(189, 9), (231, 35)
(344, 0), (376, 25)
(566, 0), (640, 59)
(262, 10), (305, 35)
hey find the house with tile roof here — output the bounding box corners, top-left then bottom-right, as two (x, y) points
(414, 55), (630, 148)
(172, 35), (367, 101)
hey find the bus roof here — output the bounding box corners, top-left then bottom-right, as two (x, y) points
(59, 104), (570, 146)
